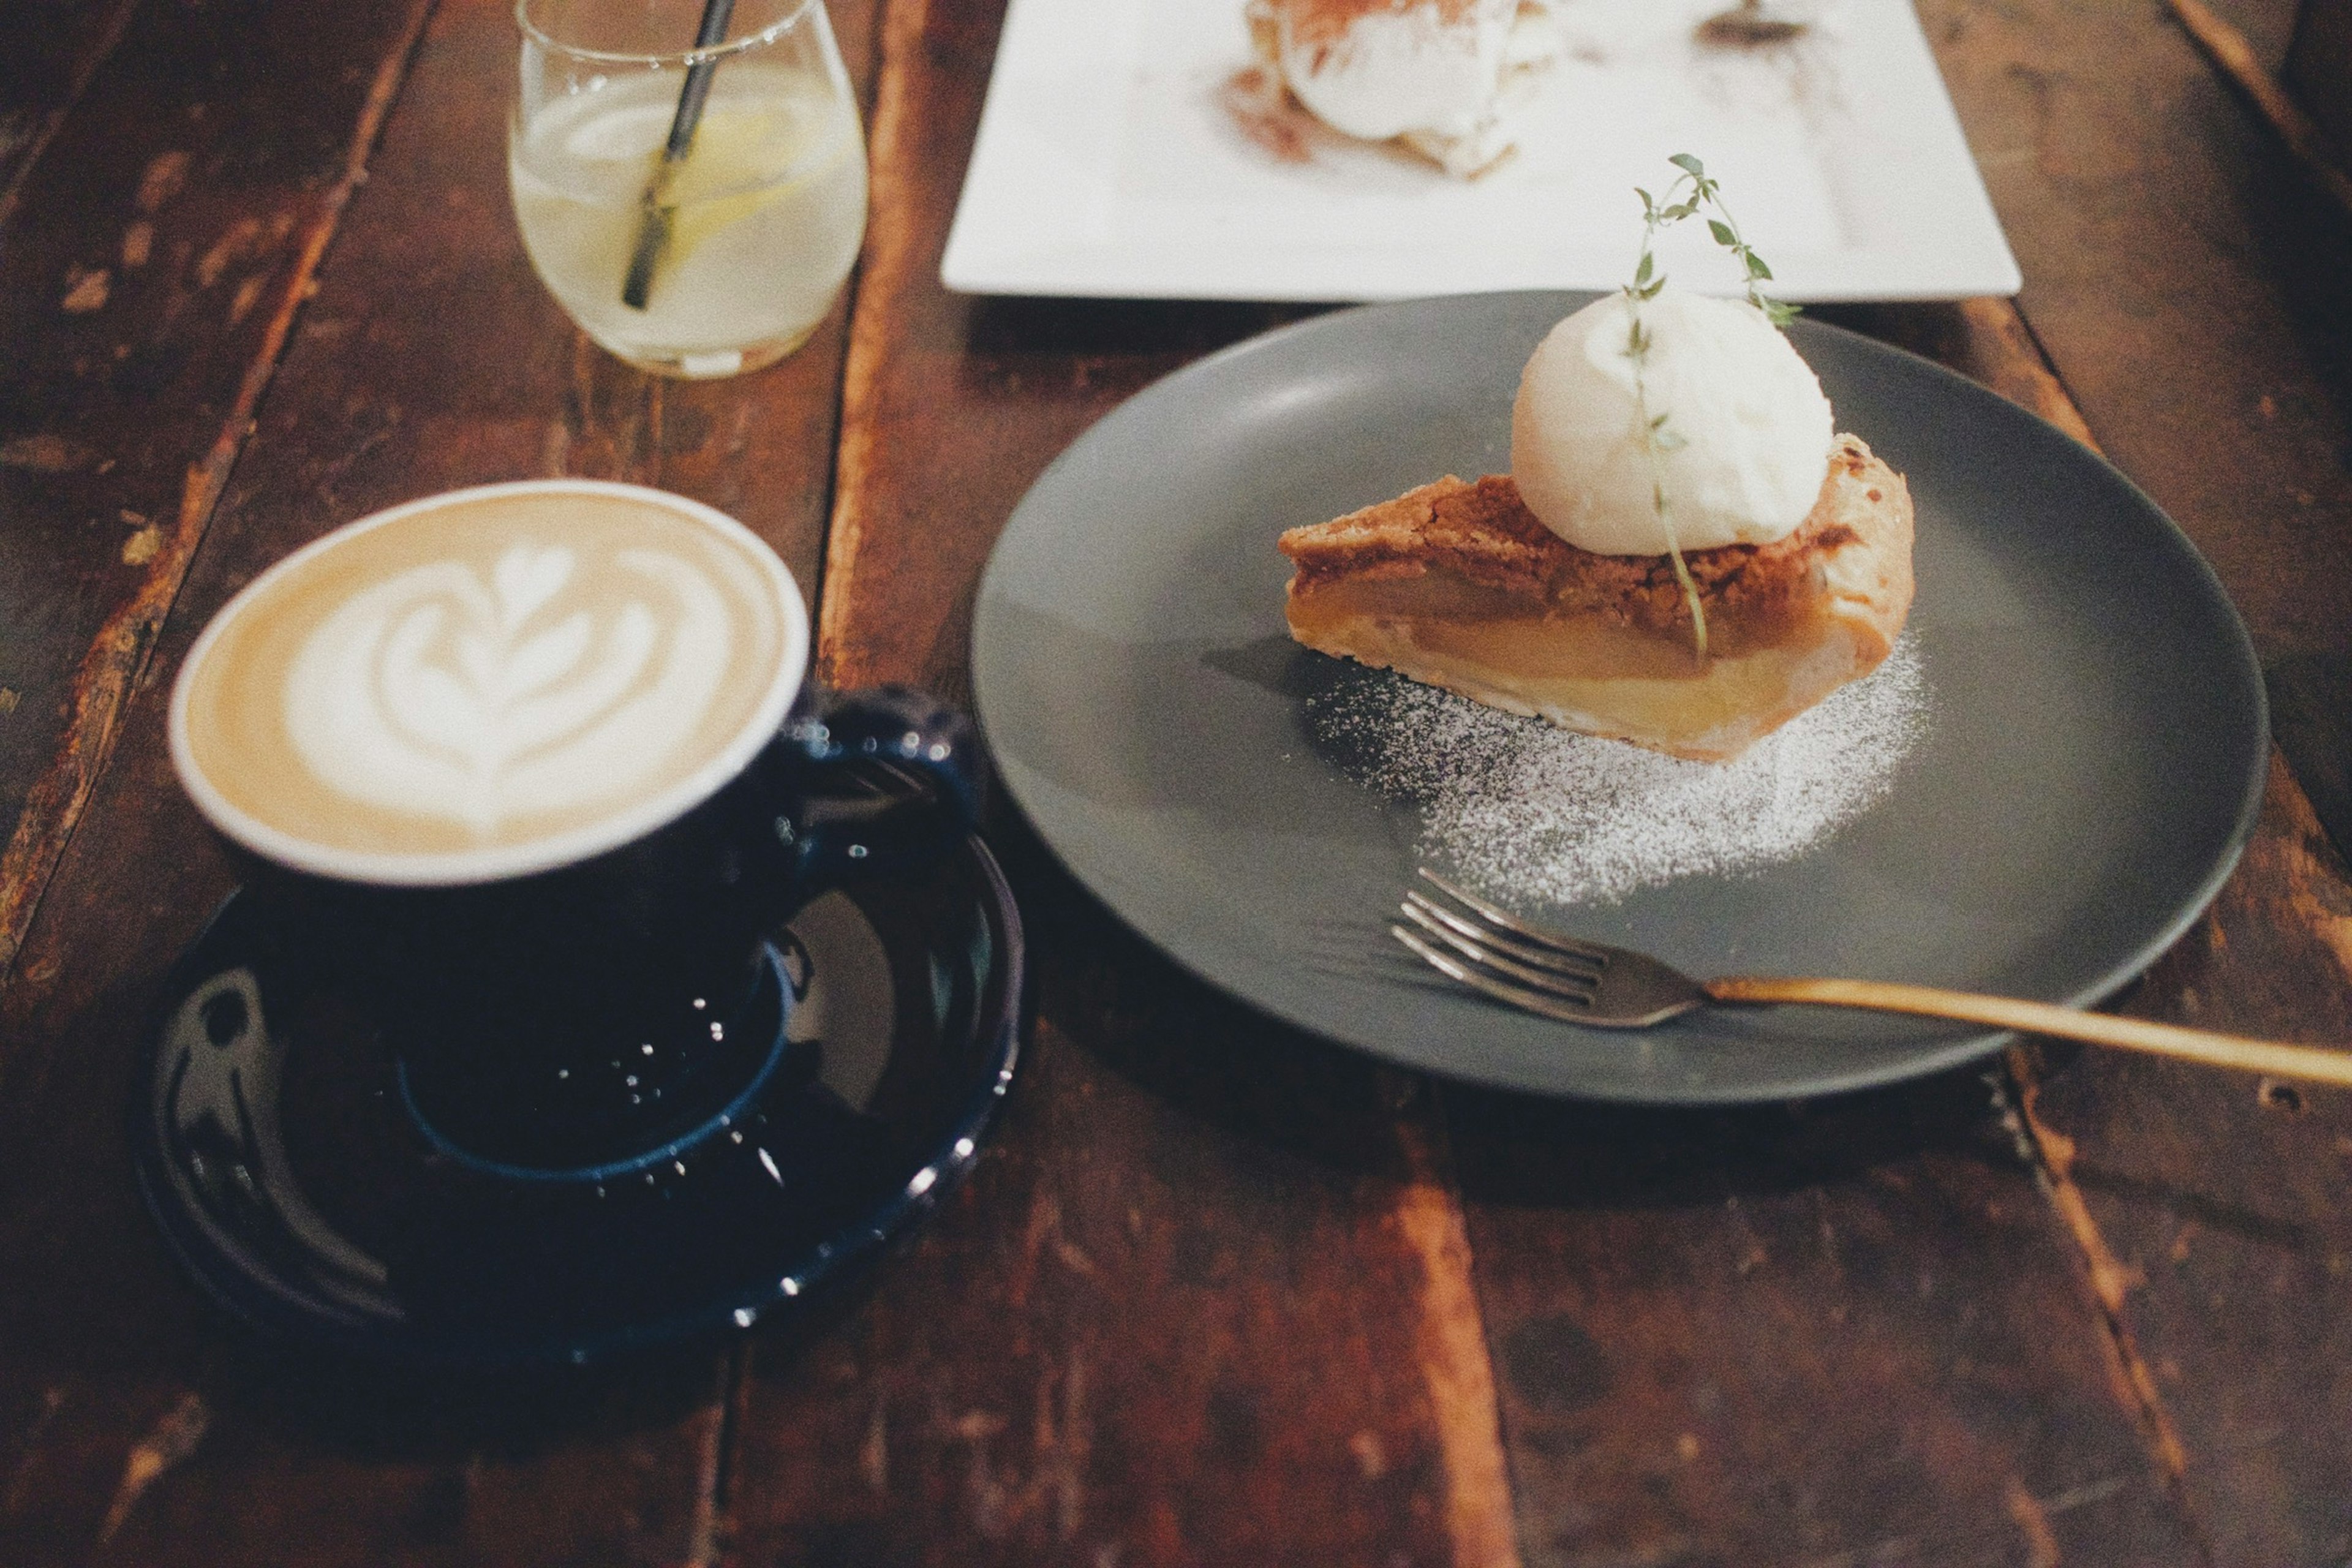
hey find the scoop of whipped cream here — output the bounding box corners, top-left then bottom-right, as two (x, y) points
(1511, 285), (1834, 555)
(1248, 0), (1557, 178)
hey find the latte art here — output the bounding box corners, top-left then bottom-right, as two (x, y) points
(172, 484), (804, 884)
(288, 544), (730, 838)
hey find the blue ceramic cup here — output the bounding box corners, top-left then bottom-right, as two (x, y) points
(169, 480), (982, 1182)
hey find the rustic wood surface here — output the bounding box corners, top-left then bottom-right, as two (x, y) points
(0, 0), (434, 983)
(2, 0), (2348, 1563)
(2290, 0), (2352, 158)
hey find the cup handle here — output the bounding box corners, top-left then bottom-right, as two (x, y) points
(767, 685), (985, 891)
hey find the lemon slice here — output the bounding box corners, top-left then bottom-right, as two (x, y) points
(651, 100), (839, 275)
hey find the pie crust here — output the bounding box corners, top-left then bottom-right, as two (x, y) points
(1278, 435), (1914, 761)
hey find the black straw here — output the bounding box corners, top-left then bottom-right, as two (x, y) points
(621, 0), (738, 310)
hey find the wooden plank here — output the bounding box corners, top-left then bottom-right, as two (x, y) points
(2195, 0), (2308, 64)
(0, 0), (433, 984)
(1845, 290), (2352, 1565)
(1817, 298), (2097, 450)
(1457, 298), (2203, 1565)
(733, 6), (2209, 1566)
(2267, 653), (2352, 861)
(728, 897), (1514, 1566)
(2169, 0), (2352, 217)
(810, 0), (1311, 698)
(721, 1), (1500, 1561)
(1, 0), (2338, 1564)
(2011, 757), (2352, 1568)
(0, 0), (876, 1558)
(1918, 0), (2352, 666)
(1910, 4), (2352, 1562)
(0, 0), (141, 228)
(2289, 0), (2352, 157)
(195, 0), (880, 597)
(1449, 1069), (2206, 1566)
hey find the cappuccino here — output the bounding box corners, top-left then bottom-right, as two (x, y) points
(172, 482), (805, 885)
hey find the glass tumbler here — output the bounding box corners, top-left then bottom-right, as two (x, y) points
(510, 0), (869, 379)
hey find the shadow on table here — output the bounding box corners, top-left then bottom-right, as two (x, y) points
(959, 295), (1330, 361)
(0, 925), (924, 1468)
(206, 1270), (891, 1463)
(2245, 143), (2352, 418)
(214, 1335), (732, 1458)
(992, 809), (2059, 1212)
(1434, 1055), (2051, 1214)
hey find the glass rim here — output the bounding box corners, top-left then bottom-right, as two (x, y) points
(514, 0), (821, 67)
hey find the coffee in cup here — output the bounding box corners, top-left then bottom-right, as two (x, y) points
(168, 480), (979, 1182)
(173, 481), (804, 886)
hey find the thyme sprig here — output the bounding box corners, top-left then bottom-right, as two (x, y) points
(1622, 153), (1798, 660)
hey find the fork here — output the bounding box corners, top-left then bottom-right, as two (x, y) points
(1393, 869), (2352, 1088)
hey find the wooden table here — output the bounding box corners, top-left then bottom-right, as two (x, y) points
(4, 0), (2350, 1562)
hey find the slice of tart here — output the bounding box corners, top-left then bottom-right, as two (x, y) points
(1279, 436), (1913, 762)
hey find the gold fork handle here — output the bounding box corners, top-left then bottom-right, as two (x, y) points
(1705, 975), (2352, 1088)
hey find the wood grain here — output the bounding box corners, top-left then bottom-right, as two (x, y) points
(733, 2), (2275, 1564)
(0, 0), (140, 230)
(812, 0), (1308, 698)
(1914, 3), (2352, 1562)
(1849, 280), (2352, 1567)
(1447, 1071), (2206, 1566)
(726, 916), (1512, 1565)
(2289, 0), (2352, 157)
(1439, 304), (2227, 1566)
(724, 0), (1487, 1561)
(1, 0), (2348, 1559)
(2267, 652), (2352, 861)
(2169, 0), (2352, 216)
(0, 0), (434, 986)
(1917, 0), (2352, 665)
(2012, 758), (2352, 1568)
(0, 0), (876, 1559)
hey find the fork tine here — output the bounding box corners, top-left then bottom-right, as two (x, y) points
(1415, 868), (1616, 965)
(1401, 891), (1604, 978)
(1395, 900), (1602, 1005)
(1390, 925), (1606, 1025)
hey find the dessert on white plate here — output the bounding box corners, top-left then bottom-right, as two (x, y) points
(1244, 0), (1561, 177)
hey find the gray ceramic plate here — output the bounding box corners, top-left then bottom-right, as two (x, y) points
(971, 293), (2267, 1104)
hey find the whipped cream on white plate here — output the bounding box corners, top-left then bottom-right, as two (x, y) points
(1247, 0), (1561, 176)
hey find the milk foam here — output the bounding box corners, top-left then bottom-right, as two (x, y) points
(285, 543), (731, 839)
(172, 483), (804, 886)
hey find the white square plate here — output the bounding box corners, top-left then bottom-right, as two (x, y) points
(941, 0), (2020, 303)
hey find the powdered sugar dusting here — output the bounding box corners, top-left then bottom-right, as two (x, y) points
(1306, 637), (1929, 905)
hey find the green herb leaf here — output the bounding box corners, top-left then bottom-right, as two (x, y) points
(1616, 150), (1811, 662)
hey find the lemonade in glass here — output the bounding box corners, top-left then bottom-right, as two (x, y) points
(511, 0), (868, 378)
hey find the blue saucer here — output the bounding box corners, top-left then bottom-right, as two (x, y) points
(133, 835), (1022, 1365)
